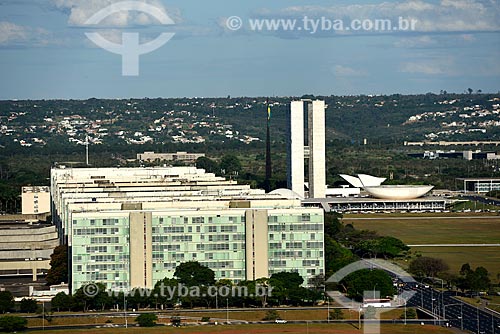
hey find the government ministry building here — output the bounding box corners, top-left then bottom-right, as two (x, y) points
(50, 166), (324, 293)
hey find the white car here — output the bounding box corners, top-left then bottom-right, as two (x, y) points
(275, 319), (287, 324)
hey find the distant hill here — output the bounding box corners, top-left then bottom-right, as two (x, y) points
(0, 93), (499, 152)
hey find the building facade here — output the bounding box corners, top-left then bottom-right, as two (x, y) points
(137, 151), (205, 163)
(51, 166), (324, 293)
(287, 100), (326, 199)
(22, 186), (50, 215)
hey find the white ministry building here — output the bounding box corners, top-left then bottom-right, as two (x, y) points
(50, 166), (324, 293)
(288, 100), (327, 198)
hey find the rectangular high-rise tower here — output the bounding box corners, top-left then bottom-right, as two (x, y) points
(308, 100), (326, 198)
(288, 101), (305, 197)
(287, 100), (326, 198)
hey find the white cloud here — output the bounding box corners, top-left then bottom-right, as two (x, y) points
(401, 62), (444, 75)
(332, 65), (367, 77)
(400, 59), (457, 75)
(250, 0), (500, 37)
(395, 35), (438, 48)
(51, 0), (182, 27)
(0, 22), (27, 44)
(0, 21), (54, 47)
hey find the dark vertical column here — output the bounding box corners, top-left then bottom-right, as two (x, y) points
(264, 99), (272, 192)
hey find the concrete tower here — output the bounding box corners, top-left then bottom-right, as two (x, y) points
(308, 100), (326, 198)
(287, 100), (326, 198)
(288, 101), (305, 197)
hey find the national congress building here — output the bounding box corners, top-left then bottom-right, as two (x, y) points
(50, 166), (324, 293)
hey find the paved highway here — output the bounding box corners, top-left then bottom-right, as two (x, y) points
(406, 287), (500, 334)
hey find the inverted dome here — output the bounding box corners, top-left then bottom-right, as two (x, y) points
(363, 185), (434, 200)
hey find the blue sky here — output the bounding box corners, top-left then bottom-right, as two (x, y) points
(0, 0), (499, 99)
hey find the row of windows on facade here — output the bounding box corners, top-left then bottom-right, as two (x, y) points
(80, 239), (323, 253)
(270, 260), (321, 267)
(72, 214), (317, 227)
(73, 254), (129, 262)
(77, 258), (321, 275)
(270, 242), (323, 249)
(271, 250), (324, 258)
(73, 225), (320, 242)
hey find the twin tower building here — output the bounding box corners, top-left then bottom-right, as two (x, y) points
(287, 100), (326, 199)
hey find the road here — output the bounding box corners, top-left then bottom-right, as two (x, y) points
(363, 259), (499, 334)
(407, 287), (500, 334)
(463, 195), (500, 207)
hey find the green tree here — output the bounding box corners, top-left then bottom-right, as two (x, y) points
(324, 212), (343, 238)
(325, 237), (357, 274)
(135, 313), (158, 327)
(354, 236), (409, 259)
(196, 157), (219, 174)
(0, 316), (28, 332)
(329, 309), (344, 320)
(408, 257), (449, 277)
(341, 269), (395, 302)
(152, 277), (179, 309)
(400, 308), (417, 319)
(458, 264), (491, 292)
(269, 272), (310, 306)
(73, 283), (110, 312)
(174, 261), (215, 287)
(128, 288), (150, 310)
(220, 155), (242, 175)
(19, 298), (38, 313)
(51, 292), (74, 312)
(46, 245), (68, 286)
(0, 292), (14, 314)
(262, 309), (281, 321)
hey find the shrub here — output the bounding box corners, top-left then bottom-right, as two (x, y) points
(0, 316), (28, 332)
(135, 313), (158, 327)
(262, 309), (280, 321)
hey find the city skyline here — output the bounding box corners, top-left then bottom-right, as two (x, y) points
(0, 0), (499, 100)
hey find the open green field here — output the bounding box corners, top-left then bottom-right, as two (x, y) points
(410, 246), (500, 275)
(342, 215), (500, 244)
(342, 214), (500, 276)
(27, 323), (456, 334)
(457, 295), (500, 313)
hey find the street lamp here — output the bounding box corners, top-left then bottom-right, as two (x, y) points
(444, 303), (463, 330)
(431, 297), (437, 325)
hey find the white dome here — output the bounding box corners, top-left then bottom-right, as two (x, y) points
(363, 185), (434, 200)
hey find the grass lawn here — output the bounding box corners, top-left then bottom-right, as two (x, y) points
(456, 295), (500, 313)
(342, 214), (500, 278)
(342, 215), (500, 245)
(409, 246), (500, 275)
(27, 323), (456, 334)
